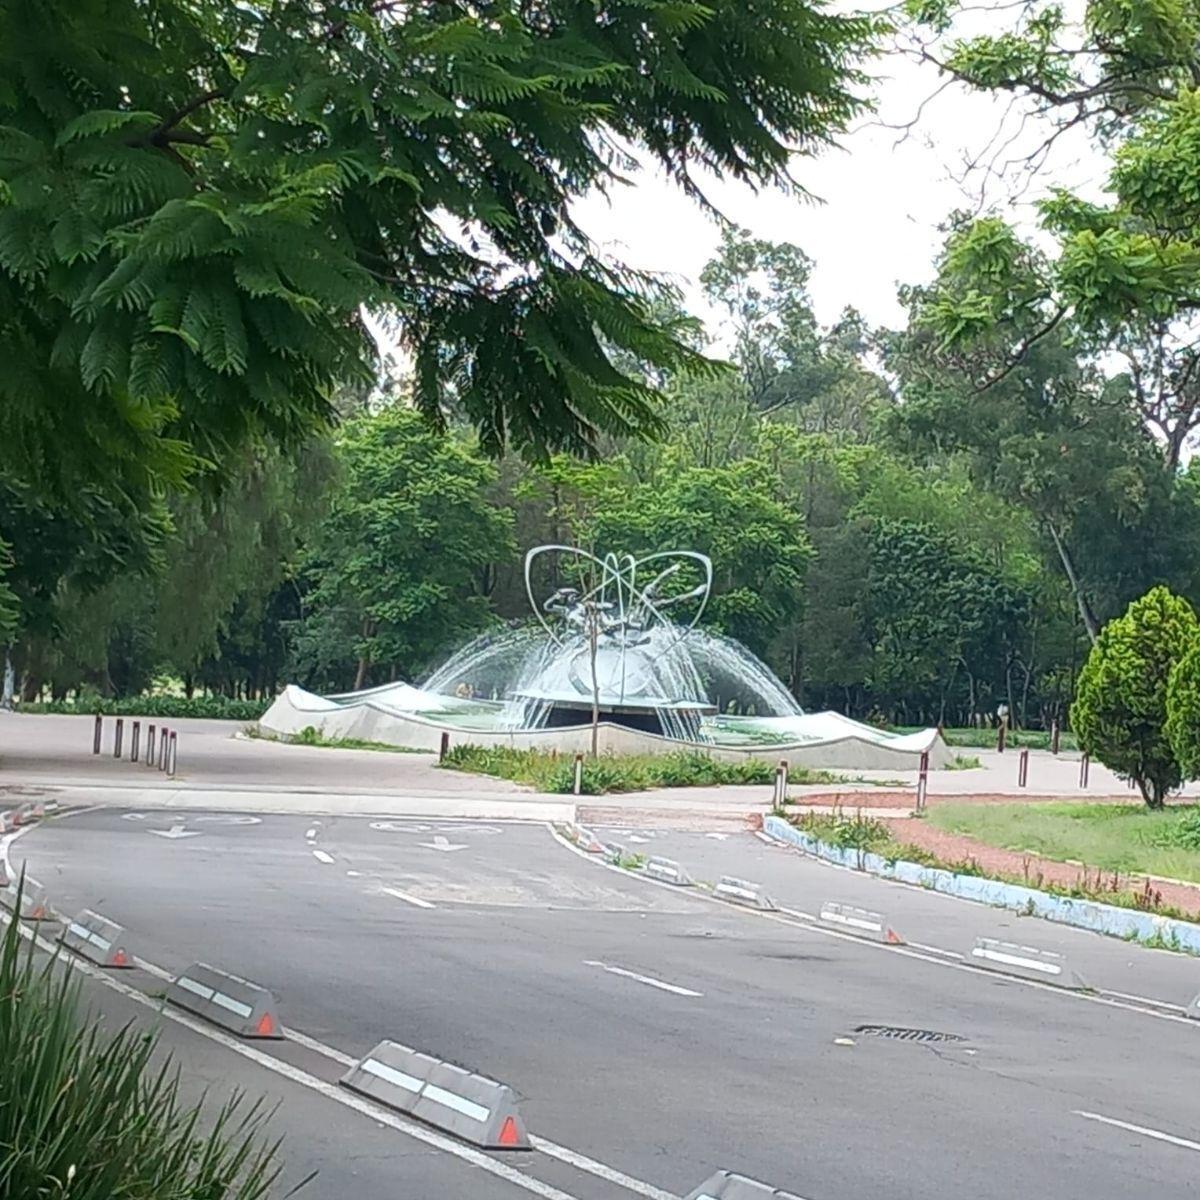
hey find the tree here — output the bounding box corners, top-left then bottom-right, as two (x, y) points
(1071, 586), (1198, 807)
(0, 0), (878, 511)
(292, 408), (515, 690)
(1167, 641), (1200, 780)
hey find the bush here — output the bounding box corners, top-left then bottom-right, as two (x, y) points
(1167, 642), (1200, 780)
(1071, 586), (1198, 808)
(21, 695), (270, 721)
(439, 744), (782, 793)
(0, 885), (286, 1198)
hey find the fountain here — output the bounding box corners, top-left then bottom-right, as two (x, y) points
(260, 545), (952, 770)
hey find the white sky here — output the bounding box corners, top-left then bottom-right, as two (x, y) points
(572, 24), (1106, 339)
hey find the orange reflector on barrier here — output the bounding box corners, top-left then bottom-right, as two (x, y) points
(498, 1116), (521, 1147)
(256, 1012), (277, 1037)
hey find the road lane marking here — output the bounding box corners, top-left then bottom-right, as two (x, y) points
(382, 886), (435, 909)
(1074, 1110), (1200, 1152)
(529, 1138), (678, 1200)
(1, 914), (583, 1200)
(312, 850), (334, 864)
(583, 960), (702, 997)
(305, 828), (318, 840)
(907, 941), (965, 960)
(545, 824), (1200, 1029)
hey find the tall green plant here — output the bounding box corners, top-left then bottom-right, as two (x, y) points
(0, 893), (287, 1198)
(1071, 586), (1198, 807)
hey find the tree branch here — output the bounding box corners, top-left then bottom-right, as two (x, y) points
(972, 307), (1069, 393)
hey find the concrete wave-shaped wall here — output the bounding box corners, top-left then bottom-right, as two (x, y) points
(259, 685), (952, 771)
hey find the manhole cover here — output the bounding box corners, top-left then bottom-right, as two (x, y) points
(854, 1025), (966, 1044)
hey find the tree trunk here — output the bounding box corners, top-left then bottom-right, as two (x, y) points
(1046, 522), (1099, 642)
(354, 655), (370, 691)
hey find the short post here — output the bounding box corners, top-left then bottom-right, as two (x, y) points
(997, 718), (1007, 753)
(92, 714), (103, 755)
(1018, 748), (1029, 788)
(1079, 753), (1090, 789)
(130, 720), (140, 762)
(1050, 721), (1060, 755)
(158, 727), (169, 770)
(916, 751), (930, 812)
(168, 731), (177, 778)
(113, 718), (124, 759)
(778, 758), (789, 806)
(573, 752), (583, 796)
(146, 724), (156, 765)
(772, 764), (783, 808)
(439, 730), (450, 763)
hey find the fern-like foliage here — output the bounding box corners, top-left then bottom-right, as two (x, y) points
(0, 0), (877, 519)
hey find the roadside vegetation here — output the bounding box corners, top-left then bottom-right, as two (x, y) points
(440, 744), (846, 794)
(22, 696), (268, 721)
(0, 895), (289, 1198)
(270, 726), (424, 753)
(788, 809), (1200, 923)
(928, 802), (1200, 887)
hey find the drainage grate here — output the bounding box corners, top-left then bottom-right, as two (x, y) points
(854, 1025), (966, 1044)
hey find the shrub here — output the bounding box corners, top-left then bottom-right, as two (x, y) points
(440, 744), (778, 793)
(1071, 586), (1198, 808)
(0, 885), (286, 1198)
(22, 695), (270, 721)
(1167, 642), (1200, 780)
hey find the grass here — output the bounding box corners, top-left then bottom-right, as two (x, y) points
(439, 744), (847, 794)
(0, 881), (290, 1198)
(247, 725), (424, 752)
(789, 808), (1200, 925)
(946, 754), (982, 771)
(22, 695), (269, 721)
(927, 801), (1200, 886)
(893, 725), (1080, 753)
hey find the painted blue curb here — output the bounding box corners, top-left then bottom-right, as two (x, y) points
(762, 814), (1200, 953)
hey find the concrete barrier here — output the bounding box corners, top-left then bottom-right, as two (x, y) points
(167, 963), (284, 1037)
(604, 841), (627, 865)
(714, 875), (776, 911)
(0, 876), (55, 922)
(341, 1039), (530, 1149)
(970, 937), (1088, 988)
(686, 1170), (805, 1199)
(762, 815), (1200, 954)
(60, 909), (135, 968)
(645, 856), (693, 886)
(566, 823), (605, 854)
(819, 901), (902, 944)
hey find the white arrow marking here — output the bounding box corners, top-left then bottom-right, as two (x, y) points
(194, 815), (261, 826)
(148, 824), (202, 840)
(370, 821), (434, 833)
(122, 813), (146, 821)
(419, 835), (466, 852)
(628, 834), (651, 844)
(705, 832), (729, 840)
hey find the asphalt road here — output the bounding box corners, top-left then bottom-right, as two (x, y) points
(10, 808), (1200, 1199)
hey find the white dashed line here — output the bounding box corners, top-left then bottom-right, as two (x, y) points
(305, 828), (318, 840)
(1075, 1110), (1200, 1153)
(311, 850), (334, 865)
(583, 960), (702, 997)
(382, 886), (435, 909)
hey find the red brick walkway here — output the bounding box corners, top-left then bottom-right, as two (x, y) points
(884, 817), (1200, 919)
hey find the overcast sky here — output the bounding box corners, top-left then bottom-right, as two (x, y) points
(571, 21), (1105, 340)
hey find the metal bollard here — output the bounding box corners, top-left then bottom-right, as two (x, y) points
(1079, 753), (1090, 788)
(130, 721), (140, 762)
(439, 730), (450, 762)
(1018, 748), (1029, 788)
(158, 727), (169, 770)
(113, 718), (124, 759)
(146, 724), (156, 765)
(168, 731), (177, 778)
(92, 714), (103, 755)
(1050, 721), (1060, 755)
(573, 752), (584, 796)
(778, 758), (789, 805)
(997, 719), (1007, 753)
(916, 750), (930, 811)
